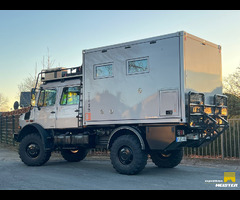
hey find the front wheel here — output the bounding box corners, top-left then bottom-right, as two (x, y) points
(19, 133), (51, 166)
(110, 135), (148, 175)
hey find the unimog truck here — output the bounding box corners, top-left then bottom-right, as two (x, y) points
(14, 31), (228, 175)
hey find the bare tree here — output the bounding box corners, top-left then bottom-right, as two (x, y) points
(0, 93), (9, 112)
(223, 66), (240, 97)
(17, 48), (56, 99)
(223, 67), (240, 97)
(223, 66), (240, 118)
(17, 74), (37, 94)
(42, 47), (55, 69)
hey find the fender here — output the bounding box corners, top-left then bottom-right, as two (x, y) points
(17, 123), (53, 151)
(107, 126), (146, 150)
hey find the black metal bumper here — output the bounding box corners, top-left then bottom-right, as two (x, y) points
(185, 92), (229, 148)
(185, 114), (229, 148)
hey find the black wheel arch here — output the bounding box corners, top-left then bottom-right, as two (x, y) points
(107, 126), (146, 150)
(17, 123), (53, 151)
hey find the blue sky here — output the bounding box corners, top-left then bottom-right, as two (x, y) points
(1, 10), (240, 109)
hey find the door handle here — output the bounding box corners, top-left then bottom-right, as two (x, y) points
(51, 111), (55, 114)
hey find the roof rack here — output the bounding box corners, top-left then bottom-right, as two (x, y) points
(41, 66), (82, 82)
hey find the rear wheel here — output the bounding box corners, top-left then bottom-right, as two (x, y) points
(19, 133), (51, 166)
(150, 149), (183, 168)
(110, 135), (148, 175)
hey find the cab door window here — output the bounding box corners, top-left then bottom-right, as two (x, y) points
(38, 89), (57, 107)
(60, 86), (80, 105)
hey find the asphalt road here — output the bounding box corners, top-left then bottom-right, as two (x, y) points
(1, 145), (240, 190)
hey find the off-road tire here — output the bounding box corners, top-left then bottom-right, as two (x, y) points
(150, 148), (183, 168)
(110, 135), (148, 175)
(19, 133), (51, 166)
(61, 147), (88, 162)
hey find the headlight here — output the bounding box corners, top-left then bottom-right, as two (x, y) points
(191, 106), (202, 113)
(189, 92), (205, 128)
(204, 106), (214, 115)
(221, 107), (227, 116)
(216, 118), (223, 125)
(31, 99), (36, 106)
(214, 95), (228, 117)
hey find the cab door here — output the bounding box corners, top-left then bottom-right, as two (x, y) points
(35, 88), (57, 129)
(55, 85), (80, 128)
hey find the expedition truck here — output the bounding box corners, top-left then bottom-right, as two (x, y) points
(14, 31), (228, 175)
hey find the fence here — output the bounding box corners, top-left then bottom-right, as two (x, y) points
(184, 119), (240, 159)
(0, 107), (29, 146)
(0, 115), (21, 146)
(0, 111), (240, 160)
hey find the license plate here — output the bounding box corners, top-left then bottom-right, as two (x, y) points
(176, 136), (187, 142)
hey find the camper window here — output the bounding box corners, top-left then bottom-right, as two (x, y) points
(94, 63), (113, 79)
(127, 57), (149, 75)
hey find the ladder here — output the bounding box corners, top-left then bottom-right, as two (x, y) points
(77, 76), (83, 127)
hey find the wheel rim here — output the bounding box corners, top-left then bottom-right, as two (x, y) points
(160, 152), (172, 158)
(26, 143), (40, 158)
(70, 149), (79, 154)
(118, 146), (133, 165)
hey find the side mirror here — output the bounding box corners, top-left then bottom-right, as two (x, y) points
(31, 88), (36, 94)
(13, 101), (19, 110)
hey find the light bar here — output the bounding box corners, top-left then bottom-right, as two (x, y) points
(189, 92), (204, 105)
(214, 95), (227, 107)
